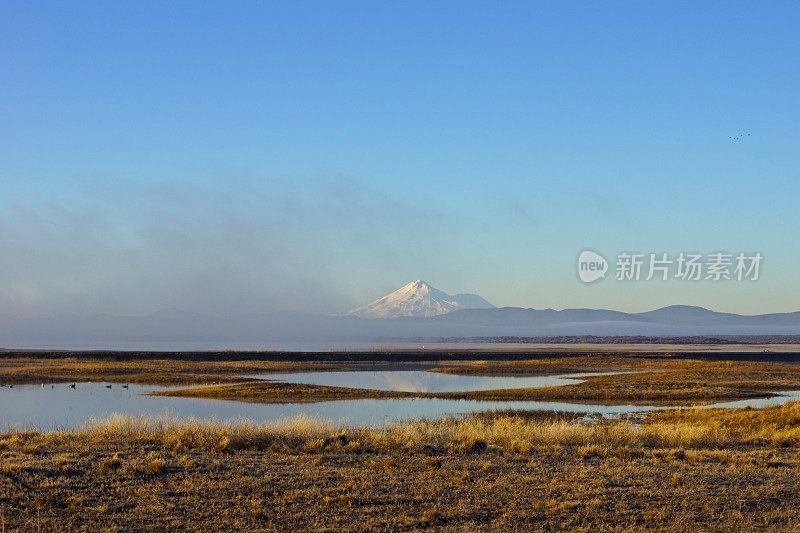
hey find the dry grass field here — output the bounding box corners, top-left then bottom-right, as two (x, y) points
(2, 404), (800, 531)
(156, 380), (420, 403)
(3, 351), (800, 530)
(0, 356), (351, 386)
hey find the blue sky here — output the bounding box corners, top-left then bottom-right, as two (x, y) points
(2, 1), (799, 317)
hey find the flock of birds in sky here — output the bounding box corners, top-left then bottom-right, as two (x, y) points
(729, 132), (751, 140)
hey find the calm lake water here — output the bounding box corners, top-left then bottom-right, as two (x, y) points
(246, 370), (628, 393)
(1, 371), (798, 430)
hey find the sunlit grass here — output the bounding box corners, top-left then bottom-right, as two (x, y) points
(6, 401), (796, 455)
(2, 403), (800, 531)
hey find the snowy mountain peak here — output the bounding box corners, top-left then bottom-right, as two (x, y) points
(348, 280), (495, 318)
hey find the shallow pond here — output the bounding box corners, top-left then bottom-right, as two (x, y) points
(246, 370), (627, 393)
(1, 371), (798, 430)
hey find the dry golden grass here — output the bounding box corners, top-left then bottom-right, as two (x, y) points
(4, 401), (797, 455)
(2, 404), (800, 531)
(651, 402), (800, 447)
(0, 356), (364, 385)
(434, 356), (800, 403)
(4, 350), (800, 529)
(155, 380), (417, 403)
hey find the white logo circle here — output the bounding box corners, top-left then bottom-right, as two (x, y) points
(577, 250), (608, 283)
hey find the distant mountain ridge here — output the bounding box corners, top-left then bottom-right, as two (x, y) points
(430, 305), (800, 327)
(3, 303), (800, 349)
(347, 280), (495, 318)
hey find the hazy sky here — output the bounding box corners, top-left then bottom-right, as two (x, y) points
(2, 1), (799, 317)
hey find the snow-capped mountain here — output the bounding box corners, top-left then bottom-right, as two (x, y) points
(347, 280), (495, 318)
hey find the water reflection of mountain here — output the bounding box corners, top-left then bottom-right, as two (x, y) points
(376, 371), (433, 392)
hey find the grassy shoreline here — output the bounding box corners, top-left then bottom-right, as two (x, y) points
(2, 405), (800, 531)
(8, 402), (799, 451)
(152, 374), (782, 405)
(5, 354), (800, 404)
(153, 380), (422, 403)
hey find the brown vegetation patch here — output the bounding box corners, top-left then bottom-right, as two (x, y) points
(5, 354), (800, 404)
(155, 380), (417, 403)
(1, 404), (800, 530)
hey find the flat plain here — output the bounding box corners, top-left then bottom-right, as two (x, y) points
(2, 349), (800, 531)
